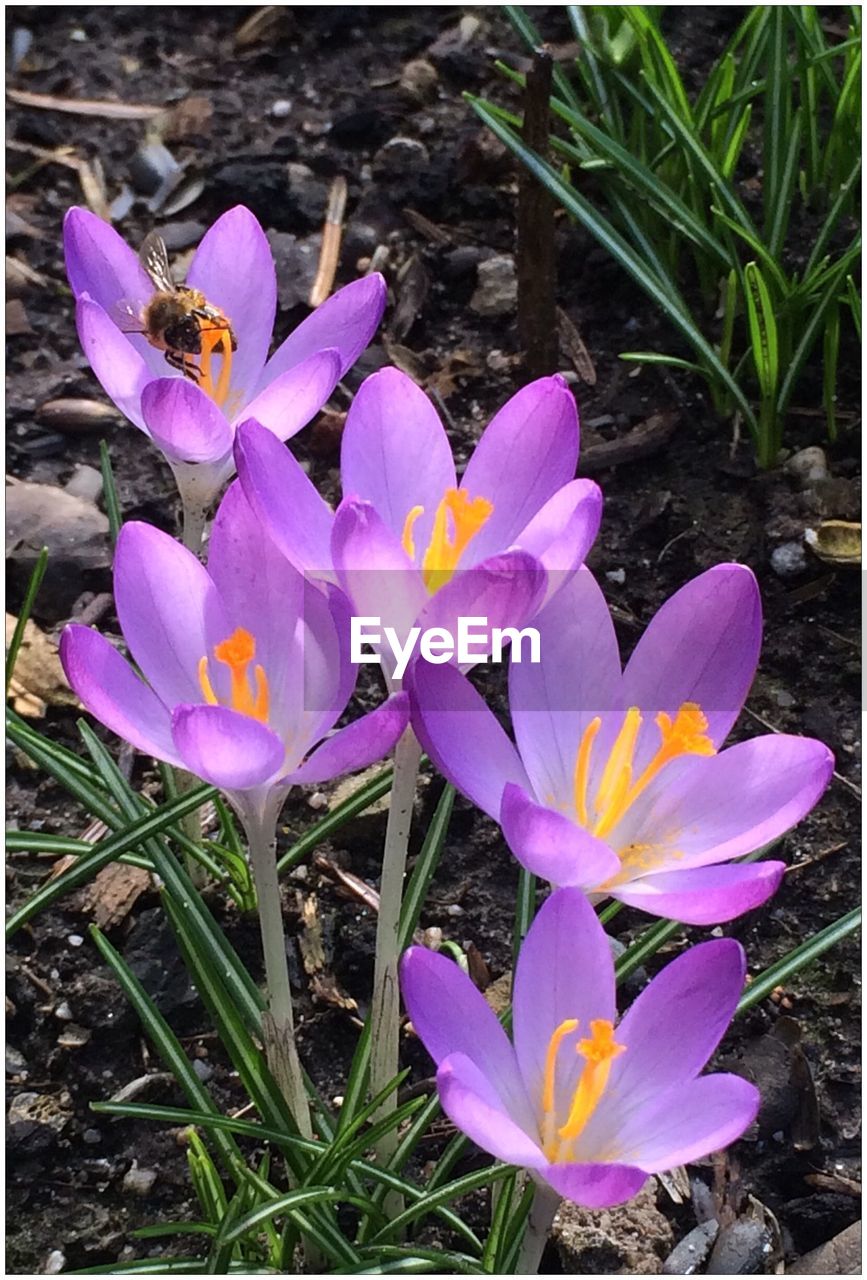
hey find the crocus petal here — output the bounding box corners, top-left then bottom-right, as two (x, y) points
(234, 419), (335, 578)
(172, 704), (285, 791)
(331, 499), (427, 650)
(400, 946), (535, 1131)
(186, 206), (276, 404)
(141, 378), (233, 464)
(64, 205), (153, 318)
(500, 783), (620, 888)
(206, 480), (304, 736)
(76, 298), (152, 431)
(510, 568), (622, 812)
(542, 1162), (648, 1209)
(341, 367), (456, 552)
(238, 349), (342, 437)
(512, 888), (616, 1128)
(620, 564), (762, 763)
(437, 1053), (545, 1169)
(285, 693), (409, 785)
(627, 733), (834, 872)
(406, 660), (529, 819)
(513, 479), (603, 604)
(460, 375), (579, 564)
(604, 1073), (759, 1173)
(605, 940), (747, 1114)
(59, 625), (177, 764)
(261, 274), (387, 386)
(415, 550), (548, 668)
(114, 521), (228, 709)
(295, 581), (356, 750)
(611, 862), (786, 925)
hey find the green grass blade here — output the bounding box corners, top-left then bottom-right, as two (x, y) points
(744, 261), (779, 401)
(6, 546), (49, 696)
(398, 783), (455, 950)
(823, 302), (841, 441)
(737, 907), (861, 1013)
(99, 440), (123, 546)
(276, 765), (393, 875)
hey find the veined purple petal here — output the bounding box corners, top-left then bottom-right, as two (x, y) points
(437, 1054), (545, 1169)
(604, 1073), (759, 1173)
(186, 206), (276, 405)
(141, 377), (233, 464)
(114, 521), (228, 710)
(543, 1161), (648, 1209)
(611, 861), (786, 925)
(285, 693), (409, 785)
(64, 206), (152, 317)
(400, 946), (535, 1132)
(60, 625), (177, 764)
(295, 581), (355, 749)
(261, 273), (387, 386)
(500, 783), (620, 889)
(406, 660), (529, 819)
(331, 499), (427, 649)
(627, 733), (834, 872)
(620, 564), (762, 766)
(414, 550), (548, 669)
(460, 375), (579, 564)
(76, 298), (152, 431)
(207, 481), (304, 738)
(603, 940), (746, 1121)
(234, 419), (335, 578)
(341, 367), (456, 553)
(512, 888), (616, 1129)
(510, 568), (622, 814)
(513, 478), (603, 603)
(172, 703), (285, 791)
(238, 349), (341, 437)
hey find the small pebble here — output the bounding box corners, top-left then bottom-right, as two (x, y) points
(774, 689), (795, 709)
(44, 1250), (66, 1275)
(307, 791), (328, 811)
(57, 1024), (91, 1049)
(606, 568), (627, 585)
(123, 1162), (158, 1197)
(67, 934), (84, 948)
(446, 903), (464, 917)
(6, 1045), (28, 1075)
(192, 1058), (214, 1083)
(399, 58), (438, 104)
(83, 1128), (102, 1145)
(271, 99), (293, 118)
(785, 446), (828, 488)
(470, 254), (518, 317)
(54, 1002), (74, 1022)
(770, 541), (807, 579)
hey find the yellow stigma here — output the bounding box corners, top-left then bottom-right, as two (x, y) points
(540, 1017), (624, 1161)
(198, 326), (233, 408)
(198, 627), (269, 723)
(573, 701), (715, 842)
(400, 488), (494, 593)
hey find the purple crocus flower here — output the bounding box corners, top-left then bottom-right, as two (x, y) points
(59, 482), (408, 831)
(401, 887), (759, 1208)
(234, 367), (602, 683)
(408, 565), (833, 924)
(63, 205), (385, 516)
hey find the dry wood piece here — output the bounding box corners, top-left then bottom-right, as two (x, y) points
(308, 175), (348, 307)
(7, 88), (166, 119)
(557, 306), (597, 385)
(5, 613), (78, 718)
(390, 253), (429, 341)
(580, 410), (680, 474)
(517, 47), (558, 378)
(74, 862), (151, 929)
(402, 207), (452, 246)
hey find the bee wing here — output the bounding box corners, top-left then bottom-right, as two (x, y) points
(139, 231), (175, 291)
(112, 298), (145, 334)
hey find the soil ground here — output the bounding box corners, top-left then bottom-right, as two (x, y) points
(6, 6), (861, 1274)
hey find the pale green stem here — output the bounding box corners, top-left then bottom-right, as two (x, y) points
(180, 497), (209, 558)
(369, 726), (422, 1175)
(243, 803), (312, 1141)
(516, 1183), (561, 1274)
(173, 766), (207, 890)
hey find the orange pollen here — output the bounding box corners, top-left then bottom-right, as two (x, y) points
(541, 1017), (625, 1161)
(198, 325), (233, 408)
(197, 627), (269, 723)
(573, 701), (715, 841)
(400, 488), (494, 593)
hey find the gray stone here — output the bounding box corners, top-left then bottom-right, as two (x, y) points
(785, 446), (829, 488)
(64, 464), (103, 503)
(470, 254), (518, 317)
(663, 1220), (719, 1274)
(706, 1219), (770, 1274)
(192, 1058), (214, 1083)
(123, 1162), (158, 1197)
(770, 541), (808, 578)
(794, 1221), (861, 1275)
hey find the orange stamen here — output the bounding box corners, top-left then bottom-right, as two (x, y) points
(421, 488), (493, 592)
(401, 505), (424, 561)
(573, 717), (602, 828)
(198, 627), (270, 723)
(558, 1019), (625, 1144)
(198, 326), (233, 407)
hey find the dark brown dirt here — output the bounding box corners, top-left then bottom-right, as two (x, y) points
(6, 6), (861, 1275)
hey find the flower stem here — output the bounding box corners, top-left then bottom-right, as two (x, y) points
(244, 806), (312, 1140)
(368, 726), (422, 1167)
(181, 498), (209, 557)
(516, 1183), (561, 1274)
(172, 766), (207, 890)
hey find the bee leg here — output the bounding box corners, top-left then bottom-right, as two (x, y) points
(164, 349), (201, 382)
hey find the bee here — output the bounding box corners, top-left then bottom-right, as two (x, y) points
(115, 232), (237, 382)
